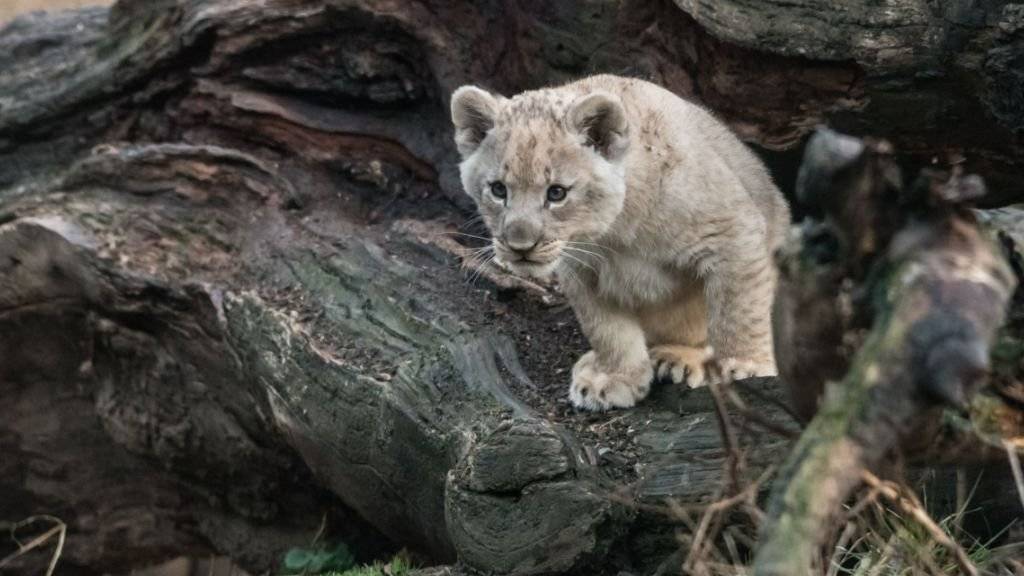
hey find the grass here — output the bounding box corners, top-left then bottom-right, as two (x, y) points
(829, 505), (1022, 576)
(826, 478), (1023, 576)
(280, 537), (413, 576)
(642, 394), (1024, 576)
(659, 490), (1022, 576)
(320, 556), (411, 576)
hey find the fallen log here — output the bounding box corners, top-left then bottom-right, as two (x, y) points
(1, 2), (1023, 575)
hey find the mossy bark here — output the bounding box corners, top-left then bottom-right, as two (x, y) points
(756, 130), (1021, 575)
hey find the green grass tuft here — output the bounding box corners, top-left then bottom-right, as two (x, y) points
(320, 555), (411, 576)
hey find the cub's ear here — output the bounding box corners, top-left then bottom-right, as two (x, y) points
(567, 91), (629, 161)
(451, 86), (502, 157)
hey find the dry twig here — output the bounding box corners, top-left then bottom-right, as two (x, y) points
(0, 515), (66, 576)
(723, 386), (799, 440)
(1004, 440), (1024, 513)
(709, 379), (744, 492)
(682, 467), (776, 574)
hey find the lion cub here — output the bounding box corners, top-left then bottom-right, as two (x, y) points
(450, 74), (790, 411)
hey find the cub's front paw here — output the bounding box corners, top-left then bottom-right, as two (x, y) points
(708, 357), (777, 384)
(650, 345), (714, 389)
(569, 351), (653, 411)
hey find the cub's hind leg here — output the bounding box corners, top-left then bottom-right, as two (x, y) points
(650, 344), (713, 389)
(702, 233), (778, 382)
(640, 281), (712, 388)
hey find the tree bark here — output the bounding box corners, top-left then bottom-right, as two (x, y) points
(1, 1), (1023, 575)
(757, 129), (1020, 576)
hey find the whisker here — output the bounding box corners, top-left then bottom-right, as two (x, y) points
(464, 258), (483, 285)
(562, 247), (607, 268)
(471, 254), (499, 286)
(465, 245), (494, 257)
(464, 251), (497, 286)
(562, 245), (607, 262)
(560, 251), (597, 273)
(456, 241), (493, 259)
(564, 241), (615, 257)
(461, 213), (485, 226)
(441, 230), (493, 242)
(565, 240), (617, 252)
(463, 247), (494, 270)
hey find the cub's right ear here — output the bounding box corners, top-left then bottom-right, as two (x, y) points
(451, 86), (501, 157)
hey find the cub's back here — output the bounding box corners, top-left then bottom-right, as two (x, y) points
(560, 75), (790, 250)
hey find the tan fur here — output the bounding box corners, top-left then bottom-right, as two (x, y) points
(451, 74), (790, 410)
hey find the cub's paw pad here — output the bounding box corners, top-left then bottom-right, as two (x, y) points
(650, 345), (713, 389)
(569, 351), (652, 411)
(707, 357), (776, 384)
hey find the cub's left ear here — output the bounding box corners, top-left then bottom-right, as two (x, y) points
(567, 91), (630, 161)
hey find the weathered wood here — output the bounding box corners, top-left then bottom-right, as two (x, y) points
(2, 1), (1024, 575)
(672, 0), (1024, 206)
(0, 213), (795, 574)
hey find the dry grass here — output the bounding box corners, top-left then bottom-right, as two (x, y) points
(610, 379), (1024, 576)
(0, 0), (111, 23)
(644, 454), (1024, 576)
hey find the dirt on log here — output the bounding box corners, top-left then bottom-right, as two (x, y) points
(1, 1), (1023, 575)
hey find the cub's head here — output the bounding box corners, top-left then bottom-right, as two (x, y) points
(450, 85), (630, 278)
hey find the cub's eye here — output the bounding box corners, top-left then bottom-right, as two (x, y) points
(489, 181), (508, 200)
(546, 184), (569, 203)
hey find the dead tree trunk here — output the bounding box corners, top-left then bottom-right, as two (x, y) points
(757, 129), (1023, 575)
(1, 1), (1023, 575)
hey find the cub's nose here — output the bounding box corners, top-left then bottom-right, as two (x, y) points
(501, 216), (542, 259)
(505, 238), (540, 258)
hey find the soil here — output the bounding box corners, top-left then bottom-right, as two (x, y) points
(356, 187), (657, 484)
